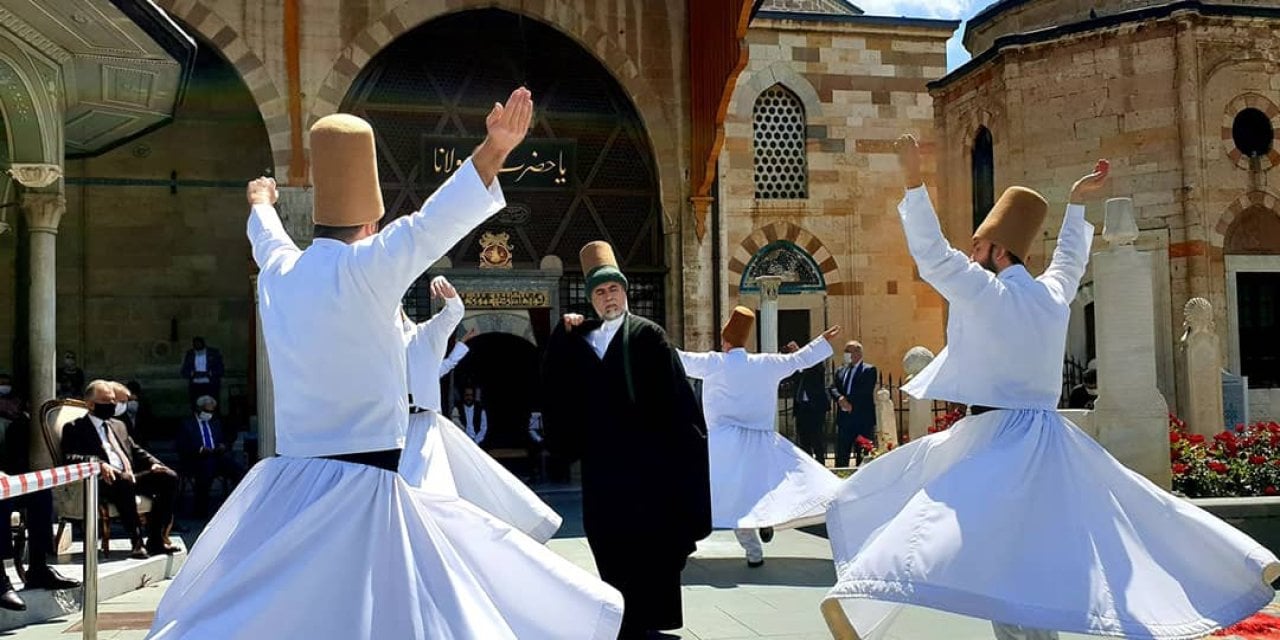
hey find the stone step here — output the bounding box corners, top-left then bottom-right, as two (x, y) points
(0, 536), (186, 632)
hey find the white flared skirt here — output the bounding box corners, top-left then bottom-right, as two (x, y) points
(709, 422), (841, 530)
(824, 409), (1280, 639)
(400, 411), (561, 543)
(148, 456), (621, 639)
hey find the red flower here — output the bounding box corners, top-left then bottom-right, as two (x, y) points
(1268, 486), (1279, 496)
(1236, 424), (1246, 433)
(1250, 455), (1267, 465)
(1189, 434), (1206, 445)
(886, 442), (896, 451)
(855, 435), (874, 452)
(1208, 461), (1229, 474)
(1172, 463), (1188, 475)
(1170, 431), (1181, 444)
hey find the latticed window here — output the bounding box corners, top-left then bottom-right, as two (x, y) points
(753, 85), (808, 199)
(560, 272), (667, 327)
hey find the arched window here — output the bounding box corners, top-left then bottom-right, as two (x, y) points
(739, 241), (825, 294)
(972, 126), (995, 231)
(753, 85), (808, 200)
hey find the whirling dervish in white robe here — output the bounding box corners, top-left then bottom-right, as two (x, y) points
(822, 138), (1280, 640)
(398, 276), (562, 543)
(147, 89), (623, 640)
(678, 306), (842, 566)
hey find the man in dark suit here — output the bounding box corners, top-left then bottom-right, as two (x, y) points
(829, 340), (878, 467)
(785, 341), (829, 464)
(61, 380), (179, 559)
(180, 337), (224, 405)
(177, 395), (245, 518)
(0, 375), (80, 611)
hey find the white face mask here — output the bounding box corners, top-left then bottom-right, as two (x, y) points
(843, 353), (854, 365)
(0, 385), (10, 395)
(127, 400), (139, 412)
(198, 411), (213, 421)
(114, 402), (127, 416)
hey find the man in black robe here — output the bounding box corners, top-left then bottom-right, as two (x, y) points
(543, 240), (711, 639)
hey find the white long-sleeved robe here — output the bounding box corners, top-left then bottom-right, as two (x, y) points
(823, 186), (1279, 640)
(679, 337), (841, 529)
(150, 159), (621, 640)
(399, 297), (562, 543)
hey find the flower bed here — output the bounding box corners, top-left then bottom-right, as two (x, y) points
(1171, 415), (1280, 498)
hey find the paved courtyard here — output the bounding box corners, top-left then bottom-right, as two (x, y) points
(6, 523), (1278, 639)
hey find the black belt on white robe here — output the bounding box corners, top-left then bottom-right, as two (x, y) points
(319, 449), (401, 472)
(968, 405), (1005, 416)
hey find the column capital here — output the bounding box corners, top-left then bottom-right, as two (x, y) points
(755, 275), (782, 301)
(20, 192), (66, 233)
(7, 163), (62, 189)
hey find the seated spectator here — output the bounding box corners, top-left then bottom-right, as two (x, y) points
(177, 396), (245, 518)
(61, 380), (179, 559)
(451, 387), (488, 445)
(1, 380), (81, 611)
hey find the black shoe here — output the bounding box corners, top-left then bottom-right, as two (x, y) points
(23, 565), (81, 590)
(746, 558), (765, 568)
(0, 588), (25, 611)
(146, 542), (179, 556)
(759, 527), (774, 543)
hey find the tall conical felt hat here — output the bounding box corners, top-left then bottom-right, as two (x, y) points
(721, 306), (755, 349)
(309, 114), (384, 227)
(973, 186), (1048, 261)
(580, 241), (628, 292)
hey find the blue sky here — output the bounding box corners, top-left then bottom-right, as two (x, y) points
(852, 0), (994, 71)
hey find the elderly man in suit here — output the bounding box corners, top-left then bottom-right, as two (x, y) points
(180, 337), (224, 405)
(177, 395), (245, 518)
(829, 340), (878, 467)
(61, 380), (179, 559)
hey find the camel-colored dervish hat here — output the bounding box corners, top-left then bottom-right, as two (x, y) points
(309, 114), (384, 227)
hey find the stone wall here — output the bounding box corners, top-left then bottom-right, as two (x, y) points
(719, 15), (955, 377)
(933, 9), (1280, 418)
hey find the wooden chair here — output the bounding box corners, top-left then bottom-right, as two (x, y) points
(38, 399), (153, 557)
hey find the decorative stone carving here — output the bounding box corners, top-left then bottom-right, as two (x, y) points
(903, 346), (935, 379)
(1183, 297), (1215, 336)
(8, 163), (62, 189)
(19, 191), (65, 232)
(875, 387), (897, 450)
(539, 255), (564, 274)
(756, 275), (783, 301)
(1102, 197), (1139, 247)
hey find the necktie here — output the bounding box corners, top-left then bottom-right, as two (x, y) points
(200, 420), (213, 449)
(104, 422), (132, 475)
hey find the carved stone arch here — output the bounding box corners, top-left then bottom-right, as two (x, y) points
(726, 221), (842, 297)
(152, 0), (290, 178)
(310, 1), (679, 230)
(458, 311), (537, 346)
(0, 42), (61, 164)
(732, 61), (823, 120)
(1213, 190), (1280, 249)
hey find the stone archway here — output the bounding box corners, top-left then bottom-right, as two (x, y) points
(151, 0), (290, 178)
(1213, 190), (1280, 248)
(727, 221), (843, 297)
(308, 0), (679, 230)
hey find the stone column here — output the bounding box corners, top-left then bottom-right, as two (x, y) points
(875, 387), (897, 450)
(1180, 297), (1224, 437)
(1091, 197), (1172, 488)
(756, 276), (782, 353)
(903, 346), (935, 442)
(17, 184), (65, 470)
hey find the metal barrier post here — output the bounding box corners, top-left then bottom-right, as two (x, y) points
(82, 477), (98, 640)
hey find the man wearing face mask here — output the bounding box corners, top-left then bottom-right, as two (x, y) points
(829, 340), (878, 467)
(178, 396), (244, 518)
(56, 351), (84, 399)
(61, 380), (179, 559)
(543, 240), (711, 639)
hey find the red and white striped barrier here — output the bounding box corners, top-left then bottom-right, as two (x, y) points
(0, 462), (100, 500)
